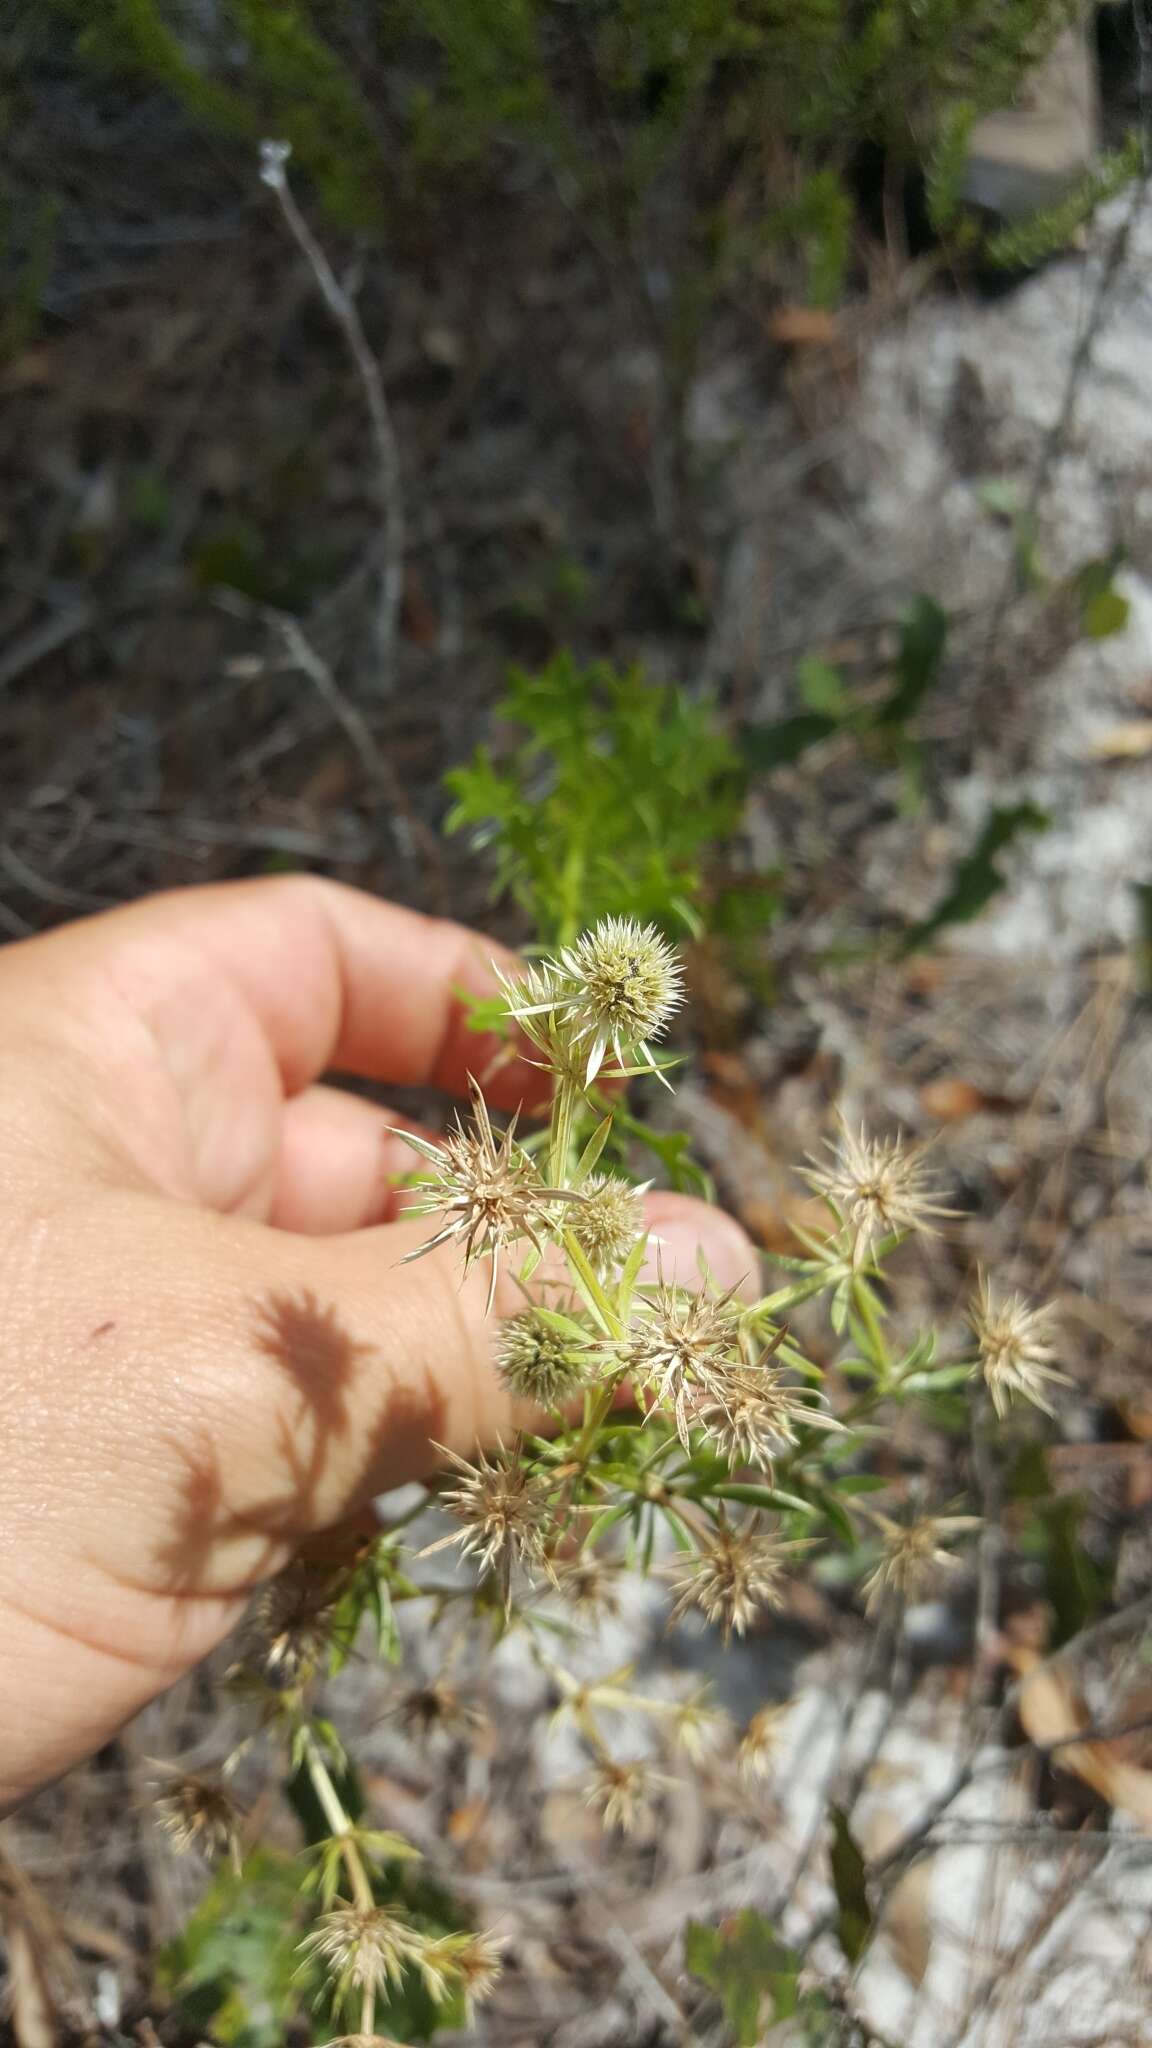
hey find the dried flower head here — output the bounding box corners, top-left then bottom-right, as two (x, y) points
(584, 1756), (665, 1834)
(738, 1704), (790, 1783)
(552, 1550), (624, 1620)
(624, 1276), (744, 1448)
(492, 960), (565, 1061)
(153, 1770), (243, 1871)
(301, 1906), (417, 2004)
(670, 1521), (804, 1643)
(670, 1686), (727, 1761)
(971, 1278), (1066, 1418)
(861, 1511), (979, 1614)
(247, 1559), (339, 1686)
(694, 1345), (843, 1474)
(567, 1172), (647, 1271)
(392, 1679), (484, 1744)
(497, 1308), (593, 1406)
(425, 1440), (552, 1602)
(502, 918), (683, 1086)
(415, 1932), (504, 2017)
(398, 1082), (580, 1312)
(803, 1121), (952, 1259)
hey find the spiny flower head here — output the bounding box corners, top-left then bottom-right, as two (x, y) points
(670, 1520), (805, 1643)
(693, 1346), (844, 1475)
(248, 1559), (340, 1686)
(398, 1081), (579, 1312)
(153, 1770), (243, 1870)
(301, 1907), (417, 2004)
(584, 1755), (665, 1834)
(391, 1679), (484, 1744)
(559, 917), (684, 1082)
(497, 1307), (593, 1407)
(622, 1276), (744, 1447)
(425, 1440), (552, 1601)
(803, 1120), (952, 1260)
(860, 1510), (979, 1614)
(669, 1686), (727, 1761)
(567, 1172), (647, 1271)
(971, 1277), (1066, 1418)
(502, 918), (683, 1086)
(738, 1703), (790, 1783)
(413, 1932), (504, 2016)
(552, 1550), (624, 1620)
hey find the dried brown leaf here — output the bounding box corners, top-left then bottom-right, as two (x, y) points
(918, 1077), (1013, 1121)
(882, 1861), (934, 1987)
(769, 307), (840, 346)
(1014, 1648), (1152, 1831)
(1087, 719), (1152, 761)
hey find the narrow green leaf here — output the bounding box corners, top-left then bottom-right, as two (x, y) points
(876, 594), (948, 727)
(616, 1232), (649, 1322)
(744, 711), (838, 771)
(712, 1483), (818, 1515)
(829, 1804), (872, 1964)
(574, 1112), (615, 1183)
(901, 801), (1049, 954)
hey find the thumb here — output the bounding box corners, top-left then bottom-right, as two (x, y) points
(642, 1190), (759, 1300)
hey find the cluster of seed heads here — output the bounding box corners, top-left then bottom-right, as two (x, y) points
(302, 1907), (501, 2021)
(147, 913), (1071, 2039)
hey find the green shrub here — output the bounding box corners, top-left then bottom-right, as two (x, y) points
(51, 1), (1111, 291)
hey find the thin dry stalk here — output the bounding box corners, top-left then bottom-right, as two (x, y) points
(259, 141), (405, 694)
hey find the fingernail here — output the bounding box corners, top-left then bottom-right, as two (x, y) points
(641, 1193), (759, 1300)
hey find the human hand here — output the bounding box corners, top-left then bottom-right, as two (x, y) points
(0, 877), (752, 1810)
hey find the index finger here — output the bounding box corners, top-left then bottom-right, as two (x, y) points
(5, 875), (549, 1114)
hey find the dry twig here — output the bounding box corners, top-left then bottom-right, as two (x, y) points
(259, 141), (405, 695)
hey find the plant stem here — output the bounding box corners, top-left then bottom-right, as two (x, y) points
(302, 1727), (374, 1912)
(755, 1268), (844, 1317)
(852, 1272), (894, 1384)
(549, 1076), (580, 1185)
(302, 1727), (381, 2036)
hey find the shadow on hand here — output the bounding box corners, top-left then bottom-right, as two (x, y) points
(152, 1289), (448, 1601)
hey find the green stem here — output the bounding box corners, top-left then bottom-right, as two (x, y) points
(301, 1727), (374, 1913)
(754, 1268), (845, 1317)
(852, 1273), (894, 1385)
(562, 1229), (623, 1335)
(549, 1077), (579, 1185)
(573, 1381), (617, 1470)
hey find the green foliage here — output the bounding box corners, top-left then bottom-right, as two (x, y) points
(1073, 549), (1131, 641)
(985, 136), (1145, 271)
(54, 0), (387, 227)
(828, 1803), (872, 1964)
(901, 799), (1049, 954)
(745, 592), (950, 773)
(685, 1909), (833, 2044)
(874, 593), (950, 730)
(160, 1814), (474, 2043)
(50, 0), (1125, 346)
(444, 654), (745, 946)
(158, 1849), (317, 2048)
(0, 187), (59, 364)
(1011, 1446), (1114, 1647)
(926, 96), (978, 234)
